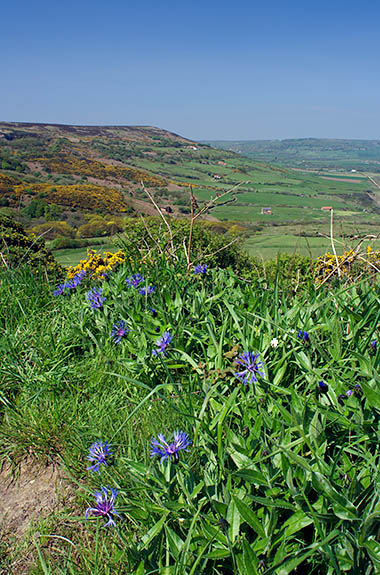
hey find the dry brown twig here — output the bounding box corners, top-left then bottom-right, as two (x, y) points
(140, 178), (247, 271)
(330, 209), (341, 278)
(140, 181), (176, 259)
(185, 181), (247, 271)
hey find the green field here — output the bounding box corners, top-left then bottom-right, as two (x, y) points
(53, 239), (118, 267)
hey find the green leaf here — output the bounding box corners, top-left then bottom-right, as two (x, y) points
(228, 445), (256, 470)
(276, 529), (340, 575)
(297, 351), (312, 371)
(280, 447), (313, 472)
(227, 498), (241, 543)
(250, 496), (295, 510)
(360, 380), (380, 411)
(363, 539), (380, 569)
(312, 472), (358, 520)
(242, 539), (259, 575)
(140, 515), (167, 549)
(273, 362), (287, 386)
(234, 469), (269, 487)
(206, 548), (231, 559)
(232, 496), (266, 538)
(282, 510), (313, 538)
(164, 526), (184, 559)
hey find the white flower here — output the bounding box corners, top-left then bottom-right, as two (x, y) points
(270, 337), (279, 348)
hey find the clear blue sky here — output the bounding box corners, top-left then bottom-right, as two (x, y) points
(2, 0), (379, 140)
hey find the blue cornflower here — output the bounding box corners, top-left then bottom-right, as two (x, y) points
(86, 441), (113, 473)
(53, 283), (66, 296)
(65, 279), (78, 290)
(297, 330), (309, 343)
(194, 263), (207, 275)
(318, 380), (329, 393)
(346, 389), (353, 397)
(371, 340), (377, 349)
(152, 331), (172, 356)
(139, 285), (155, 296)
(151, 430), (192, 463)
(148, 307), (158, 318)
(72, 270), (86, 286)
(234, 351), (265, 385)
(110, 321), (130, 344)
(85, 487), (120, 528)
(53, 271), (85, 296)
(87, 288), (106, 309)
(126, 273), (145, 288)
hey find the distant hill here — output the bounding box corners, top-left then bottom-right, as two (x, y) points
(1, 123), (380, 255)
(207, 138), (380, 172)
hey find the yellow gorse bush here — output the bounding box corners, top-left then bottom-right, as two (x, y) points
(37, 155), (167, 188)
(13, 182), (128, 211)
(67, 249), (127, 280)
(315, 246), (380, 283)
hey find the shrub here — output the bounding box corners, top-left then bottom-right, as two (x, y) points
(30, 221), (75, 240)
(315, 246), (380, 285)
(13, 182), (129, 212)
(0, 215), (62, 274)
(67, 248), (126, 279)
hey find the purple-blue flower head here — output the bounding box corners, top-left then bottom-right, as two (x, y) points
(318, 380), (329, 393)
(371, 340), (377, 349)
(194, 263), (207, 275)
(85, 487), (120, 527)
(54, 271), (85, 295)
(139, 285), (155, 296)
(126, 273), (145, 288)
(87, 288), (106, 309)
(53, 283), (66, 296)
(86, 441), (113, 473)
(72, 270), (86, 286)
(149, 307), (158, 318)
(152, 331), (172, 357)
(151, 430), (192, 463)
(110, 321), (130, 344)
(234, 351), (265, 385)
(297, 330), (309, 344)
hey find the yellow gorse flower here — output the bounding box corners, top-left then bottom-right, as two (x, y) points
(67, 249), (126, 280)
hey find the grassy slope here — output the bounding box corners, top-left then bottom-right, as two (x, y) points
(2, 259), (380, 573)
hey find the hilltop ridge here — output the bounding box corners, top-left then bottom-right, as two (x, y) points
(0, 121), (192, 144)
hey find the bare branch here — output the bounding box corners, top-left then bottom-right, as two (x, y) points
(140, 181), (176, 259)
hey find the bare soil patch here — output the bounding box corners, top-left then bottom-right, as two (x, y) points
(0, 461), (72, 538)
